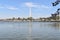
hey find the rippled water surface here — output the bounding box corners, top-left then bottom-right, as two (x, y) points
(0, 21), (60, 40)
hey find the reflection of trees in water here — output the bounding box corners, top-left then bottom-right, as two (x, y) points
(51, 22), (60, 29)
(39, 22), (60, 30)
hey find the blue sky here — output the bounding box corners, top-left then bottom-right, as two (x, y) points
(0, 0), (60, 18)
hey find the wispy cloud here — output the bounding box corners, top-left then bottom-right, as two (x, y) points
(0, 4), (4, 8)
(24, 2), (36, 7)
(0, 4), (18, 10)
(0, 6), (4, 8)
(38, 4), (52, 9)
(6, 6), (18, 10)
(23, 2), (52, 9)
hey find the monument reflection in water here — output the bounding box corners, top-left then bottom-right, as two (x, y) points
(28, 21), (32, 40)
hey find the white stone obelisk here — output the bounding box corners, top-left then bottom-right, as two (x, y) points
(29, 7), (32, 17)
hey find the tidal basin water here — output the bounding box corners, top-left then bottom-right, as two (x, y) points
(0, 21), (60, 40)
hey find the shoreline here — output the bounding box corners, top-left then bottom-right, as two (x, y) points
(0, 20), (60, 22)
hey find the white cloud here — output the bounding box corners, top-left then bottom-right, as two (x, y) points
(0, 4), (18, 10)
(38, 5), (52, 9)
(24, 2), (38, 8)
(6, 6), (18, 10)
(24, 2), (52, 9)
(25, 2), (33, 7)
